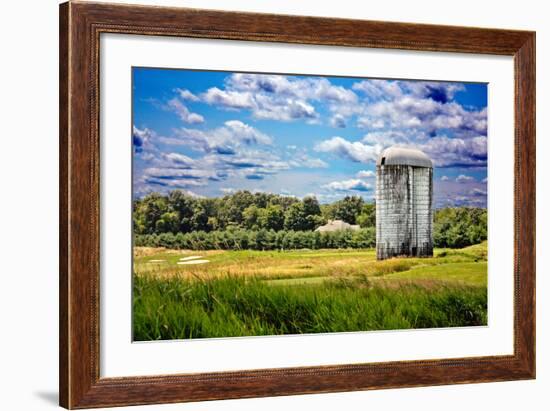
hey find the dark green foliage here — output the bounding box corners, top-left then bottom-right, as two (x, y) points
(335, 196), (364, 224)
(433, 207), (487, 248)
(134, 190), (487, 249)
(356, 203), (376, 228)
(133, 275), (487, 340)
(134, 190), (305, 235)
(259, 204), (285, 231)
(135, 228), (376, 251)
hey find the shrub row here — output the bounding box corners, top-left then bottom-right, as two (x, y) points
(135, 228), (376, 251)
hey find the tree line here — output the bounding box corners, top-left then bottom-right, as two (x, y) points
(134, 227), (376, 251)
(133, 190), (374, 234)
(133, 190), (487, 250)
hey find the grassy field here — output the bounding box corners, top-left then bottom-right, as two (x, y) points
(133, 242), (487, 340)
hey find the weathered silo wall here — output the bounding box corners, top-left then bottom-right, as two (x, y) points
(376, 147), (433, 260)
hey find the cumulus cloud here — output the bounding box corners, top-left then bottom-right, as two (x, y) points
(352, 79), (403, 100)
(289, 154), (329, 169)
(226, 73), (357, 104)
(174, 88), (199, 102)
(164, 120), (272, 154)
(134, 71), (487, 202)
(167, 98), (204, 124)
(330, 114), (347, 128)
(162, 152), (196, 168)
(143, 167), (217, 181)
(456, 174), (475, 183)
(356, 170), (375, 178)
(353, 79), (465, 104)
(133, 126), (157, 152)
(200, 73), (359, 123)
(470, 188), (487, 196)
(202, 85), (318, 122)
(322, 179), (372, 192)
(201, 87), (255, 110)
(357, 97), (486, 136)
(315, 137), (381, 163)
(361, 130), (421, 146)
(418, 135), (487, 167)
(351, 79), (485, 139)
(359, 130), (487, 168)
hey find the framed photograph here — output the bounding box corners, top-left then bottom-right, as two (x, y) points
(59, 1), (535, 408)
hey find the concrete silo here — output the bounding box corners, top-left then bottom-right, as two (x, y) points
(376, 146), (433, 260)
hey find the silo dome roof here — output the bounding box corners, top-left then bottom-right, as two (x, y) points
(376, 146), (432, 168)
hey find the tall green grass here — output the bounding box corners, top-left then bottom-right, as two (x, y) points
(133, 275), (487, 341)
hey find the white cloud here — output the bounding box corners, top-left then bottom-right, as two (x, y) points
(353, 79), (403, 100)
(144, 167), (216, 181)
(134, 74), (488, 199)
(456, 174), (474, 183)
(482, 177), (488, 183)
(322, 179), (372, 192)
(220, 187), (237, 194)
(469, 188), (487, 196)
(162, 152), (196, 168)
(166, 120), (272, 154)
(424, 135), (487, 167)
(144, 176), (207, 189)
(289, 154), (329, 169)
(167, 98), (204, 124)
(223, 120), (273, 145)
(361, 130), (419, 146)
(174, 88), (199, 102)
(356, 170), (375, 178)
(133, 126), (156, 150)
(133, 126), (162, 160)
(140, 152), (155, 161)
(351, 79), (486, 140)
(357, 117), (385, 129)
(201, 87), (255, 109)
(201, 73), (359, 123)
(315, 136), (381, 163)
(227, 73), (357, 104)
(353, 80), (465, 103)
(329, 114), (346, 128)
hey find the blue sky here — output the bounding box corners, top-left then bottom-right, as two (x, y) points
(133, 67), (488, 208)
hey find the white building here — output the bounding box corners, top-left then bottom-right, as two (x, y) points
(315, 219), (360, 232)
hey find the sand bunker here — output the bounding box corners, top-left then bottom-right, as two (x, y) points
(148, 259), (166, 263)
(177, 259), (210, 265)
(179, 256), (203, 261)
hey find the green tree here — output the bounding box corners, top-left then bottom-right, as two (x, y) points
(333, 196), (364, 224)
(302, 196), (322, 230)
(259, 205), (284, 231)
(191, 204), (209, 231)
(284, 203), (308, 231)
(134, 193), (170, 234)
(242, 205), (261, 230)
(356, 203), (376, 228)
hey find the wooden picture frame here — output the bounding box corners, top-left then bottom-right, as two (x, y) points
(59, 1), (535, 408)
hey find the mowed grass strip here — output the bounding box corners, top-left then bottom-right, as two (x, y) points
(133, 242), (487, 281)
(133, 275), (487, 341)
(378, 262), (488, 287)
